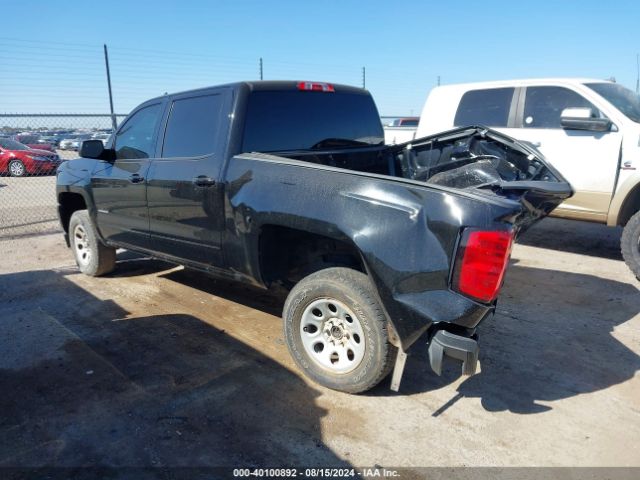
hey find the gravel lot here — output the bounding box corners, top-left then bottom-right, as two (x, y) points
(0, 175), (58, 235)
(0, 217), (638, 471)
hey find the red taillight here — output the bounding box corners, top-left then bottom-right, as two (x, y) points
(452, 229), (514, 303)
(297, 81), (335, 92)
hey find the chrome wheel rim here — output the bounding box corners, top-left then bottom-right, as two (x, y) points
(300, 298), (366, 374)
(73, 224), (92, 267)
(9, 162), (24, 176)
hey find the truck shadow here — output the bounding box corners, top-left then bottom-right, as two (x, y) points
(105, 250), (174, 279)
(159, 267), (286, 317)
(156, 257), (640, 415)
(517, 217), (623, 260)
(66, 250), (640, 416)
(0, 269), (349, 469)
(398, 263), (640, 414)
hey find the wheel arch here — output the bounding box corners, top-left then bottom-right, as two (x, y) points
(258, 224), (367, 290)
(58, 191), (88, 240)
(613, 182), (640, 227)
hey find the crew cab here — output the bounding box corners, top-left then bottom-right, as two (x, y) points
(416, 78), (640, 277)
(56, 81), (571, 393)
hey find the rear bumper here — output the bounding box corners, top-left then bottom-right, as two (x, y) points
(389, 288), (494, 350)
(428, 329), (479, 376)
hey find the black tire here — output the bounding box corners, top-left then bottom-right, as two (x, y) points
(69, 210), (116, 276)
(283, 267), (397, 393)
(621, 210), (640, 279)
(8, 160), (26, 177)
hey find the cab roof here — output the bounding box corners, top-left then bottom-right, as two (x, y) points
(144, 80), (369, 104)
(433, 78), (613, 90)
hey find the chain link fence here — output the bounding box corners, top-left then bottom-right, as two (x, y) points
(0, 114), (126, 239)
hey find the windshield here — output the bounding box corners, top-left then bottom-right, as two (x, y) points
(0, 138), (29, 150)
(242, 90), (384, 152)
(584, 82), (640, 123)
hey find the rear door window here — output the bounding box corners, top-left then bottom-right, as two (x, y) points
(162, 93), (224, 157)
(523, 86), (599, 128)
(454, 88), (515, 127)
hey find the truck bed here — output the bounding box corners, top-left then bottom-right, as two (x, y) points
(271, 126), (571, 228)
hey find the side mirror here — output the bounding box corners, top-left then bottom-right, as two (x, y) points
(560, 107), (612, 132)
(79, 139), (106, 159)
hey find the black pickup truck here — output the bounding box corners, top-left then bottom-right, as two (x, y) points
(56, 81), (571, 393)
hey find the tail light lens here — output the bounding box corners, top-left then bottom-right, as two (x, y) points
(452, 229), (514, 303)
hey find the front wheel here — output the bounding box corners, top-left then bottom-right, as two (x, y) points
(69, 210), (116, 276)
(8, 160), (26, 177)
(621, 210), (640, 279)
(283, 267), (397, 393)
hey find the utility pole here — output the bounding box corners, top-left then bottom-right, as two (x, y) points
(362, 67), (366, 89)
(437, 75), (441, 86)
(636, 53), (639, 94)
(103, 44), (117, 131)
(259, 57), (263, 80)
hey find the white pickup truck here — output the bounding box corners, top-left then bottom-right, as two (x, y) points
(415, 78), (640, 277)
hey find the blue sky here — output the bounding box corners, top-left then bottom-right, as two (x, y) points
(1, 0), (639, 116)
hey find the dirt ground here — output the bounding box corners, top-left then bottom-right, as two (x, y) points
(0, 217), (639, 470)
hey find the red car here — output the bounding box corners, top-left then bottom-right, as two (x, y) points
(0, 138), (62, 176)
(12, 134), (55, 152)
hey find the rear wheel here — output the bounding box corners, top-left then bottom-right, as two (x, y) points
(283, 267), (397, 393)
(69, 210), (116, 276)
(8, 160), (26, 177)
(621, 210), (640, 279)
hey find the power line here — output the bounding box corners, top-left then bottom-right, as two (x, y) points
(0, 37), (424, 116)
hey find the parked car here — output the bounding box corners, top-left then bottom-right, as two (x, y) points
(0, 138), (61, 176)
(57, 81), (571, 393)
(12, 134), (55, 152)
(383, 117), (419, 145)
(416, 78), (640, 277)
(59, 134), (92, 151)
(58, 138), (75, 150)
(91, 133), (111, 146)
(39, 135), (64, 147)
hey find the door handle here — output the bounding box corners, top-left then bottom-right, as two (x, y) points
(129, 174), (145, 183)
(193, 175), (216, 187)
